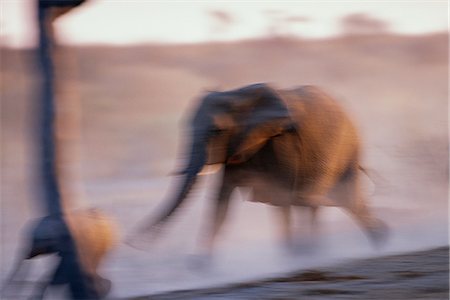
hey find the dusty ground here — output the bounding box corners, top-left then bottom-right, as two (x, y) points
(129, 246), (449, 300)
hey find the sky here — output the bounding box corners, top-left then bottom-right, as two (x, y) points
(0, 0), (448, 48)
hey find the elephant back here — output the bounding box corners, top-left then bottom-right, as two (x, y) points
(275, 86), (360, 196)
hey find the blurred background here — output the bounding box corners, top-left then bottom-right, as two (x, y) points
(1, 1), (448, 298)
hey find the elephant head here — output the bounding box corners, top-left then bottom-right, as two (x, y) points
(145, 84), (296, 229)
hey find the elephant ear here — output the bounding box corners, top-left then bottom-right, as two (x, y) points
(227, 84), (295, 164)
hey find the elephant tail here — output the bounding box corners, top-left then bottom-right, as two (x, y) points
(358, 166), (392, 195)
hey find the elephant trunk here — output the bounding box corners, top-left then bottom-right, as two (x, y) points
(145, 135), (207, 229)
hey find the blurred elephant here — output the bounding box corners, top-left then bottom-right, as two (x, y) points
(2, 209), (117, 299)
(138, 83), (388, 255)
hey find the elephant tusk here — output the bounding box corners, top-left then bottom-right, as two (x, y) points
(198, 164), (223, 175)
(227, 154), (245, 164)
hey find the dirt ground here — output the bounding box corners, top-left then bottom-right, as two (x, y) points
(130, 246), (449, 300)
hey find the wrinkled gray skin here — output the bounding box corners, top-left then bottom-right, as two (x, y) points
(141, 83), (388, 254)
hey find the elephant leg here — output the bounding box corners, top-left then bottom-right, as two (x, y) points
(307, 206), (319, 236)
(345, 198), (388, 247)
(275, 205), (293, 251)
(334, 168), (388, 247)
(198, 174), (235, 256)
(306, 206), (320, 249)
(289, 205), (320, 253)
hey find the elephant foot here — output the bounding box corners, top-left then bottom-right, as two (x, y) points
(367, 219), (389, 249)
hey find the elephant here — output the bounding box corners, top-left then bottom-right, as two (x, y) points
(2, 208), (116, 299)
(136, 83), (388, 255)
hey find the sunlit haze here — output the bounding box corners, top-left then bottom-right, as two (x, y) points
(1, 0), (448, 48)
